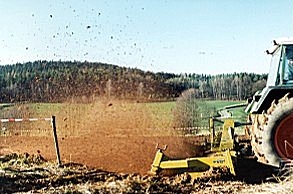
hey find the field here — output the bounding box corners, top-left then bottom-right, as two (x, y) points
(0, 99), (292, 193)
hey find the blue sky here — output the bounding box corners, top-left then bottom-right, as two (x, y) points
(0, 0), (292, 74)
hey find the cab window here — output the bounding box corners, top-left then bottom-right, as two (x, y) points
(283, 45), (293, 83)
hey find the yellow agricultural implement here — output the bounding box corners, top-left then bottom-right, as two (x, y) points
(150, 119), (240, 179)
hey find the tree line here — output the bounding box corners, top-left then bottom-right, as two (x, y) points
(0, 60), (267, 103)
(169, 73), (267, 100)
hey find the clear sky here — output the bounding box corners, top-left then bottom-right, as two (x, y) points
(0, 0), (292, 74)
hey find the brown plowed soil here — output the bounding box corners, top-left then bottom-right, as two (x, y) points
(0, 134), (204, 175)
(0, 100), (208, 175)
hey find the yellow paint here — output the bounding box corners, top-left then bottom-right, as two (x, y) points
(150, 119), (237, 179)
(150, 149), (235, 179)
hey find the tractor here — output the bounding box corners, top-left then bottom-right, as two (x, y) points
(150, 38), (293, 179)
(246, 38), (293, 167)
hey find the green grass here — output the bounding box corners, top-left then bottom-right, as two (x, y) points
(0, 100), (248, 136)
(1, 100), (247, 119)
(200, 100), (246, 115)
(196, 100), (248, 134)
(145, 101), (175, 128)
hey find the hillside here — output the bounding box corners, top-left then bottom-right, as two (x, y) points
(0, 60), (267, 103)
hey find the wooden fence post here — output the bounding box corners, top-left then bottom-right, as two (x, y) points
(51, 116), (62, 166)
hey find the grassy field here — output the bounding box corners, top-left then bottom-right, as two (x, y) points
(0, 99), (248, 136)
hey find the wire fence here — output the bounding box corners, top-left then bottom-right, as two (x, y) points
(0, 117), (53, 137)
(0, 124), (219, 137)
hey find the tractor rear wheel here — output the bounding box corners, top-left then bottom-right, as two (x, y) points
(250, 96), (293, 167)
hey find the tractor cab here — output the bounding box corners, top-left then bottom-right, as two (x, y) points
(267, 40), (293, 86)
(246, 39), (293, 114)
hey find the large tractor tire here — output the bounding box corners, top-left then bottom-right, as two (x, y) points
(250, 95), (293, 167)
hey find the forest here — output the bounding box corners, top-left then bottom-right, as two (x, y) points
(0, 60), (267, 103)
